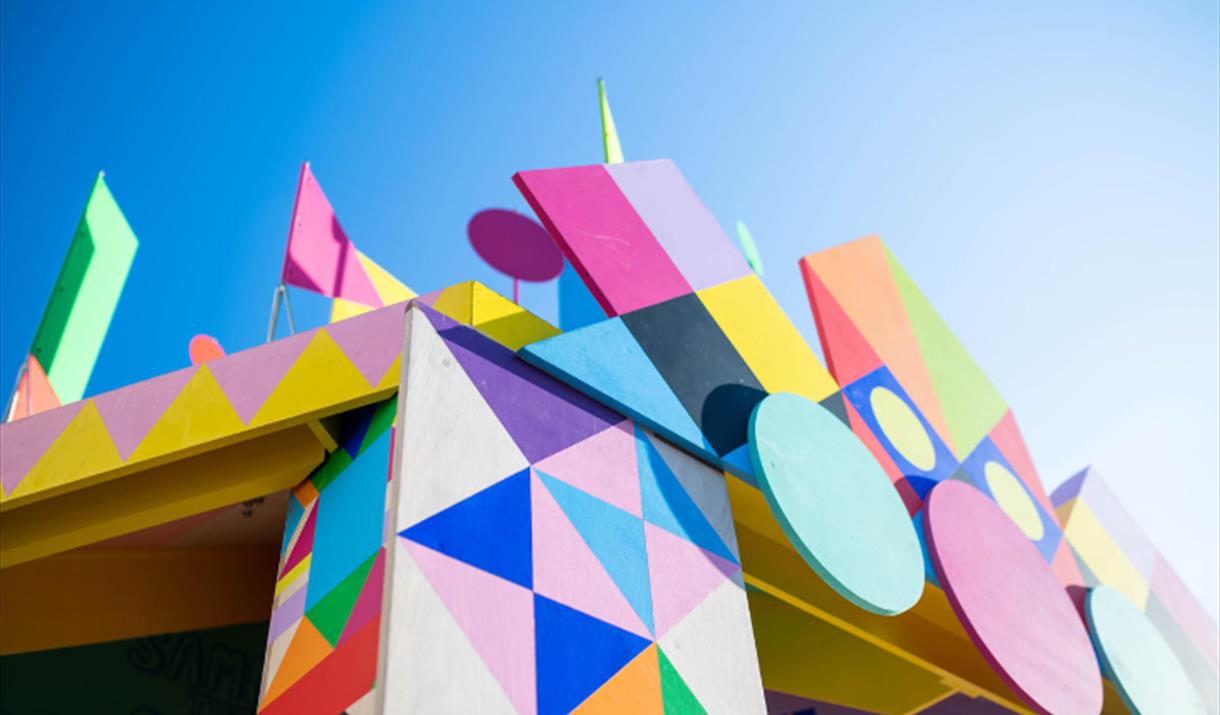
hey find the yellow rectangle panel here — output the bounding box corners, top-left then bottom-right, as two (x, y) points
(697, 274), (838, 403)
(1062, 499), (1150, 608)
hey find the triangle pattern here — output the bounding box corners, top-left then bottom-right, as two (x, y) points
(209, 329), (315, 424)
(646, 523), (740, 638)
(799, 262), (883, 387)
(326, 302), (406, 387)
(261, 617), (334, 707)
(535, 594), (651, 715)
(533, 420), (641, 517)
(519, 317), (712, 460)
(532, 471), (651, 638)
(405, 540), (536, 715)
(339, 549), (385, 645)
(248, 330), (372, 427)
(640, 430), (739, 558)
(658, 647), (707, 714)
(637, 427), (735, 563)
(127, 366), (245, 462)
(281, 496), (305, 558)
(329, 296), (372, 323)
(357, 250), (415, 305)
(573, 645), (663, 714)
(0, 399), (85, 497)
(259, 620), (299, 703)
(538, 471), (654, 634)
(400, 468), (532, 589)
(988, 409), (1055, 514)
(306, 550), (378, 646)
(92, 366), (195, 459)
(9, 400), (123, 500)
(280, 503), (317, 578)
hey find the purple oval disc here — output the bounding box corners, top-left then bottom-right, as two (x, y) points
(468, 209), (564, 282)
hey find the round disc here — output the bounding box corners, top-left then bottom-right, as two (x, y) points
(1086, 585), (1206, 714)
(188, 334), (225, 365)
(748, 392), (925, 615)
(924, 480), (1102, 714)
(467, 209), (564, 282)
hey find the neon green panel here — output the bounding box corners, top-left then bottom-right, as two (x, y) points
(598, 78), (625, 164)
(735, 221), (765, 275)
(884, 246), (1006, 458)
(30, 173), (138, 402)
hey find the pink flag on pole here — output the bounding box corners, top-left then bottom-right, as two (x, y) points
(280, 162), (381, 305)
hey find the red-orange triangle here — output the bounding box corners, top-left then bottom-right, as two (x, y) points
(800, 259), (883, 386)
(261, 618), (333, 708)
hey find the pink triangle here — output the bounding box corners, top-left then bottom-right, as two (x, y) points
(280, 504), (317, 578)
(326, 302), (407, 387)
(280, 163), (381, 306)
(533, 420), (641, 517)
(92, 366), (197, 460)
(405, 540), (536, 715)
(209, 330), (317, 424)
(0, 399), (86, 496)
(645, 522), (740, 638)
(339, 549), (385, 645)
(531, 472), (651, 639)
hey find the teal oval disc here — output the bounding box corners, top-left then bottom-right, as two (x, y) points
(1086, 586), (1206, 714)
(748, 392), (925, 615)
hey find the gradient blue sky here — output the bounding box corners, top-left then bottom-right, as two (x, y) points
(2, 2), (1216, 616)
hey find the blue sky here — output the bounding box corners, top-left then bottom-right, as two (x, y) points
(2, 2), (1216, 616)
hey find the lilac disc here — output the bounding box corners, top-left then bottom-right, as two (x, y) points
(468, 209), (564, 282)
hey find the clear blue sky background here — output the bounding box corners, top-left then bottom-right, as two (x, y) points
(2, 2), (1216, 617)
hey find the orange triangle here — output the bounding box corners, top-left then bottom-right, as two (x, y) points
(801, 237), (954, 454)
(573, 644), (662, 714)
(10, 355), (60, 419)
(800, 260), (882, 385)
(261, 618), (334, 707)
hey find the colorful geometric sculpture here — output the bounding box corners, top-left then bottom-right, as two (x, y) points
(517, 160), (837, 476)
(384, 303), (766, 713)
(801, 236), (1081, 588)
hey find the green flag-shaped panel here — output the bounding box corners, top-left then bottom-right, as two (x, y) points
(598, 78), (625, 164)
(30, 173), (138, 403)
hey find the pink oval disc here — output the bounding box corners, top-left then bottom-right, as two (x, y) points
(468, 209), (564, 282)
(924, 481), (1101, 714)
(189, 334), (225, 365)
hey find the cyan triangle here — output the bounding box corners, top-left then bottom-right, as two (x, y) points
(400, 468), (532, 589)
(519, 318), (716, 464)
(280, 495), (305, 558)
(636, 427), (737, 564)
(534, 593), (651, 715)
(537, 470), (654, 634)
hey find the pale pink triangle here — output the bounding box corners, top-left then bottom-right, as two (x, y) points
(405, 540), (536, 715)
(0, 399), (86, 496)
(645, 522), (741, 638)
(532, 419), (641, 517)
(530, 471), (651, 639)
(280, 164), (381, 306)
(339, 550), (385, 645)
(209, 330), (317, 424)
(92, 366), (197, 460)
(325, 302), (407, 387)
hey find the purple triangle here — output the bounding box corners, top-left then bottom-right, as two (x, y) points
(419, 305), (620, 463)
(326, 302), (408, 386)
(0, 400), (87, 496)
(209, 330), (318, 424)
(93, 366), (197, 460)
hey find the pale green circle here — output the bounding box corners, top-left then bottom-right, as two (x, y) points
(869, 386), (936, 471)
(983, 461), (1044, 540)
(749, 392), (925, 616)
(1086, 586), (1207, 715)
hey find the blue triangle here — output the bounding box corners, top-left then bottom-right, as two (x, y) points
(339, 402), (378, 459)
(400, 468), (532, 589)
(636, 427), (737, 564)
(280, 494), (305, 558)
(535, 593), (651, 715)
(536, 470), (654, 634)
(519, 318), (716, 464)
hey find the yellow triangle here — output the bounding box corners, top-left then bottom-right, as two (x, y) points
(376, 355), (402, 389)
(471, 282), (561, 350)
(127, 367), (245, 463)
(430, 281), (474, 324)
(357, 251), (415, 304)
(330, 296), (374, 323)
(248, 331), (373, 427)
(10, 401), (123, 500)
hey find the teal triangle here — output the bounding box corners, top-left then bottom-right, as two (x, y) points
(636, 427), (737, 564)
(280, 495), (305, 558)
(519, 318), (716, 463)
(536, 469), (654, 634)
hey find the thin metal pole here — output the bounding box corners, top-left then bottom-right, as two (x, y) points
(281, 285), (297, 334)
(513, 277), (520, 305)
(266, 285), (283, 343)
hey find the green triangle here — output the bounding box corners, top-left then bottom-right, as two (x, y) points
(305, 551), (378, 645)
(658, 647), (707, 715)
(310, 446), (355, 493)
(358, 396), (397, 455)
(884, 246), (1007, 458)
